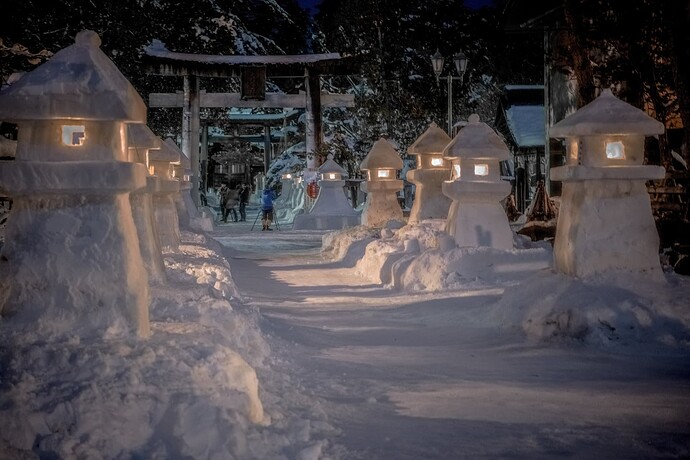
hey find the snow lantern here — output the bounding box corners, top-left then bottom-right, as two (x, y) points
(150, 137), (182, 251)
(442, 114), (513, 249)
(164, 137), (193, 229)
(126, 123), (168, 283)
(275, 172), (295, 209)
(293, 154), (360, 230)
(359, 138), (404, 227)
(549, 89), (665, 278)
(0, 30), (150, 338)
(406, 122), (452, 222)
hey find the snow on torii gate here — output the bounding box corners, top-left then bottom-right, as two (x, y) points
(143, 40), (361, 206)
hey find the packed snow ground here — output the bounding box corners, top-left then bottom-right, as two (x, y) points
(1, 204), (689, 458)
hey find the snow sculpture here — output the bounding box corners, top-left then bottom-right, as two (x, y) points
(406, 122), (452, 222)
(276, 172), (295, 208)
(164, 137), (193, 229)
(442, 114), (513, 249)
(293, 154), (360, 230)
(0, 30), (150, 338)
(360, 138), (404, 227)
(150, 137), (182, 251)
(549, 89), (665, 278)
(127, 124), (167, 282)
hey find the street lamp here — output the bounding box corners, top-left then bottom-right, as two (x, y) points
(431, 49), (468, 135)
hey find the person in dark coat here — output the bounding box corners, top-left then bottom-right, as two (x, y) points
(239, 183), (250, 222)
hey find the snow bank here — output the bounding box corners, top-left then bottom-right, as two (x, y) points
(322, 220), (690, 348)
(0, 230), (271, 459)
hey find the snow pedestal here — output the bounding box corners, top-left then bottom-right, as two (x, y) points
(127, 124), (168, 281)
(0, 30), (150, 338)
(442, 114), (513, 249)
(549, 89), (666, 278)
(252, 173), (266, 203)
(293, 154), (360, 230)
(360, 138), (404, 227)
(150, 139), (182, 251)
(406, 122), (452, 222)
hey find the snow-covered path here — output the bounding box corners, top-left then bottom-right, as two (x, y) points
(213, 228), (690, 459)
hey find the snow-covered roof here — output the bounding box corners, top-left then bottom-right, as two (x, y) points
(150, 137), (180, 163)
(550, 89), (665, 138)
(0, 30), (146, 122)
(407, 122), (451, 155)
(127, 124), (161, 151)
(504, 84), (544, 91)
(164, 138), (190, 170)
(360, 138), (403, 170)
(444, 114), (511, 161)
(226, 110), (301, 124)
(319, 154), (348, 177)
(145, 40), (344, 66)
(505, 105), (545, 148)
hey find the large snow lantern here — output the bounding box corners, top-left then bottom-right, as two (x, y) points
(293, 154), (360, 230)
(164, 137), (194, 229)
(549, 89), (665, 278)
(407, 122), (452, 222)
(127, 123), (168, 282)
(442, 114), (513, 249)
(150, 137), (182, 251)
(360, 138), (404, 227)
(0, 30), (150, 338)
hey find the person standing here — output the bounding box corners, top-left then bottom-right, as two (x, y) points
(261, 188), (276, 231)
(239, 183), (249, 222)
(224, 185), (239, 222)
(218, 184), (230, 222)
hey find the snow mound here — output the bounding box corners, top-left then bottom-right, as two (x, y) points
(488, 271), (690, 348)
(0, 230), (272, 458)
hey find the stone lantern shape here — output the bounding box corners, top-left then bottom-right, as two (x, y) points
(293, 154), (359, 230)
(164, 137), (194, 229)
(406, 122), (452, 222)
(360, 138), (404, 227)
(0, 30), (150, 338)
(442, 114), (513, 249)
(150, 136), (182, 251)
(126, 123), (168, 283)
(549, 89), (665, 278)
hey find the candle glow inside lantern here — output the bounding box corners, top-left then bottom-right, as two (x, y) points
(406, 122), (452, 222)
(549, 89), (666, 278)
(441, 114), (513, 249)
(359, 138), (404, 227)
(0, 30), (150, 338)
(293, 154), (360, 230)
(150, 137), (182, 251)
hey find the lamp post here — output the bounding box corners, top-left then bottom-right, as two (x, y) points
(431, 49), (468, 135)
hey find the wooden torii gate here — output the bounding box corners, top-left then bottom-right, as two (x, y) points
(143, 40), (361, 206)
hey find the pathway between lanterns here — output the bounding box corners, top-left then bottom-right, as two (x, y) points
(212, 225), (690, 459)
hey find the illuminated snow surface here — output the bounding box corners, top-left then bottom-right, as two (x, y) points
(2, 208), (690, 458)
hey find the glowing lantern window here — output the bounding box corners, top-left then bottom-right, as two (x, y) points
(62, 125), (85, 146)
(452, 164), (461, 180)
(474, 164), (489, 176)
(149, 165), (155, 175)
(377, 170), (390, 178)
(285, 173), (292, 179)
(327, 173), (337, 180)
(430, 158), (444, 167)
(606, 141), (625, 159)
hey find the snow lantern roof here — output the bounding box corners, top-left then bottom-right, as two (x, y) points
(407, 122), (451, 156)
(0, 30), (146, 123)
(165, 138), (190, 169)
(550, 89), (664, 138)
(505, 105), (545, 148)
(127, 124), (161, 151)
(360, 138), (403, 170)
(150, 137), (180, 163)
(319, 154), (348, 177)
(443, 114), (510, 161)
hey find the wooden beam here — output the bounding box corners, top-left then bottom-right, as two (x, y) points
(149, 91), (354, 109)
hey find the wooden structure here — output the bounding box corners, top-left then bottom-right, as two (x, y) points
(143, 40), (362, 206)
